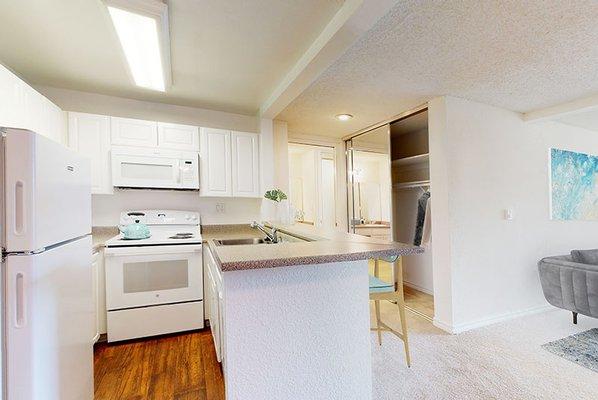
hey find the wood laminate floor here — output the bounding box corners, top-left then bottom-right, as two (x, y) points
(368, 259), (435, 319)
(403, 285), (434, 319)
(94, 330), (225, 400)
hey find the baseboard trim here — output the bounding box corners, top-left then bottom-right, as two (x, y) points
(433, 304), (554, 334)
(403, 280), (434, 296)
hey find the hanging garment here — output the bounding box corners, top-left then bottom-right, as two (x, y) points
(413, 191), (431, 246)
(421, 196), (432, 247)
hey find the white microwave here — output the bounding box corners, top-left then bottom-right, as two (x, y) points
(111, 145), (200, 190)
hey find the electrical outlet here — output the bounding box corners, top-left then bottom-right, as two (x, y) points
(216, 203), (225, 213)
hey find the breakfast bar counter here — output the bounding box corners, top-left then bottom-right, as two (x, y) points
(203, 223), (422, 400)
(207, 222), (423, 271)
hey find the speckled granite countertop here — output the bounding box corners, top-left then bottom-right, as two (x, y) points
(201, 224), (262, 241)
(205, 223), (423, 272)
(92, 226), (118, 253)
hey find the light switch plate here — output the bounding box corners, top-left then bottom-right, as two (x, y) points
(504, 208), (514, 220)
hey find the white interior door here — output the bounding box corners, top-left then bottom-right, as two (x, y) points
(319, 157), (336, 228)
(5, 236), (94, 400)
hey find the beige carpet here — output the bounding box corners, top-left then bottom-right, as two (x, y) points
(371, 302), (598, 399)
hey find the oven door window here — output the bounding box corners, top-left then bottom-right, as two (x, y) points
(123, 260), (189, 293)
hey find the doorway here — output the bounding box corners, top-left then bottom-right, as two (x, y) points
(288, 143), (337, 229)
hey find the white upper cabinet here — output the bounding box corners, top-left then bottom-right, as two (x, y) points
(68, 112), (112, 194)
(0, 68), (24, 129)
(231, 131), (260, 197)
(111, 117), (158, 147)
(199, 128), (260, 197)
(158, 122), (199, 151)
(200, 128), (232, 197)
(0, 64), (65, 144)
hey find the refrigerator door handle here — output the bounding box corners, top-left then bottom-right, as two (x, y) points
(14, 180), (25, 235)
(15, 271), (27, 328)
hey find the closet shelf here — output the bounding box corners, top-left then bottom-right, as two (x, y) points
(391, 153), (429, 167)
(393, 180), (431, 190)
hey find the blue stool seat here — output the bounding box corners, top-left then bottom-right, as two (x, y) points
(369, 275), (394, 294)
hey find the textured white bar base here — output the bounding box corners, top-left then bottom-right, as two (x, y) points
(222, 260), (372, 400)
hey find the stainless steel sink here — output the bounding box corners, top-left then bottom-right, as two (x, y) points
(213, 238), (273, 246)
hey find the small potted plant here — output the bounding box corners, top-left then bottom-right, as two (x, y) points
(264, 188), (290, 223)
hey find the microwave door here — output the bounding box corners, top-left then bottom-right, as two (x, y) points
(113, 155), (181, 189)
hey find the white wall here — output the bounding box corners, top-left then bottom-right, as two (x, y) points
(92, 191), (261, 226)
(273, 120), (290, 193)
(429, 95), (598, 332)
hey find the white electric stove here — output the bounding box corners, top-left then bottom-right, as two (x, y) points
(104, 210), (204, 342)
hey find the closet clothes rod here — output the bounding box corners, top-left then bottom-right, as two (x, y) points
(393, 180), (431, 190)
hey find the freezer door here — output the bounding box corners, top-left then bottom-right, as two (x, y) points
(4, 129), (91, 252)
(5, 236), (94, 400)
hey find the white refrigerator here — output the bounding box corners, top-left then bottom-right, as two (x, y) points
(1, 128), (94, 400)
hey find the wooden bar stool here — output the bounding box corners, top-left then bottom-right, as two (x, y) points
(369, 257), (411, 367)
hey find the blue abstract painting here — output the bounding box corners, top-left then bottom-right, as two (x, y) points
(551, 148), (598, 220)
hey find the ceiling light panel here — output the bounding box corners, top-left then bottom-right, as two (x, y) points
(105, 0), (171, 92)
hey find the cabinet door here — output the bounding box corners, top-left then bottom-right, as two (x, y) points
(0, 65), (24, 129)
(96, 251), (107, 336)
(200, 128), (232, 197)
(158, 122), (199, 151)
(110, 117), (157, 147)
(68, 112), (112, 194)
(231, 131), (260, 197)
(208, 267), (221, 362)
(41, 96), (65, 144)
(21, 84), (43, 133)
(92, 252), (101, 343)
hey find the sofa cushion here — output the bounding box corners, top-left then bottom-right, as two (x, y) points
(571, 249), (598, 265)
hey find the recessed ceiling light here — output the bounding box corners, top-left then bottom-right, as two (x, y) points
(335, 114), (353, 121)
(105, 0), (171, 92)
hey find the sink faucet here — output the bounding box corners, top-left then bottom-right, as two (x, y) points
(251, 221), (279, 243)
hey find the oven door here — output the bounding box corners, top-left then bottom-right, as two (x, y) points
(104, 244), (203, 310)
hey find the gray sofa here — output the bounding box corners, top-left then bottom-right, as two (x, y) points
(538, 250), (598, 324)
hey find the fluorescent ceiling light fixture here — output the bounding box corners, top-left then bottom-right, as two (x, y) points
(105, 0), (171, 92)
(335, 114), (353, 121)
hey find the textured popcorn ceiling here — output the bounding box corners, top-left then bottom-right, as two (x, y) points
(277, 0), (598, 138)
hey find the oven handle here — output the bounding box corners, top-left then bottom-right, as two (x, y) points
(104, 245), (202, 257)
